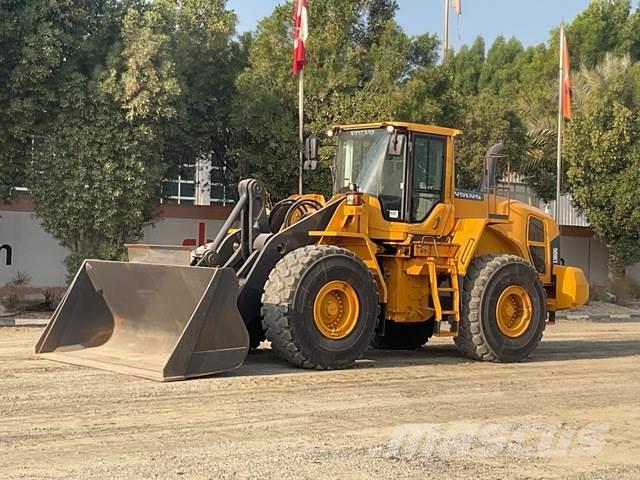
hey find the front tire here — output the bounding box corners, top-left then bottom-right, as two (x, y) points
(261, 246), (379, 369)
(455, 254), (546, 363)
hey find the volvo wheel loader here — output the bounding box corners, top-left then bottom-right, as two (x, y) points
(36, 122), (589, 381)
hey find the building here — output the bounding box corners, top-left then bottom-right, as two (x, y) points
(0, 194), (231, 298)
(1, 156), (237, 298)
(162, 158), (235, 206)
(2, 172), (638, 299)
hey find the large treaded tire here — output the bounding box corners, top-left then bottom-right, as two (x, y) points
(372, 320), (435, 350)
(261, 245), (379, 369)
(454, 254), (546, 363)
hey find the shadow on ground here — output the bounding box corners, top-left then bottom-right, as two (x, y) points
(225, 337), (640, 378)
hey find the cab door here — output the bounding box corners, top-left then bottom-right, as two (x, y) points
(406, 134), (452, 236)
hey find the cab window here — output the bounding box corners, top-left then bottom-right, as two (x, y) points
(334, 128), (407, 221)
(410, 135), (445, 223)
(528, 216), (547, 273)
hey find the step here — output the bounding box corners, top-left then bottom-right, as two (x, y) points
(435, 331), (457, 338)
(435, 265), (458, 272)
(434, 320), (459, 337)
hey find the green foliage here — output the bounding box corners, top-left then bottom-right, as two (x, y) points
(28, 77), (166, 277)
(455, 93), (528, 189)
(477, 36), (524, 97)
(521, 129), (559, 203)
(565, 55), (640, 278)
(232, 0), (455, 199)
(450, 37), (485, 96)
(162, 0), (242, 184)
(0, 0), (81, 199)
(9, 0), (240, 278)
(3, 0), (640, 280)
(567, 0), (632, 68)
(622, 7), (640, 60)
(516, 87), (560, 203)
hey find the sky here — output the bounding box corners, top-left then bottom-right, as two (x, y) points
(228, 0), (639, 49)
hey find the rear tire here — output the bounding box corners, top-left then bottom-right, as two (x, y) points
(372, 320), (434, 350)
(454, 254), (546, 363)
(261, 245), (379, 369)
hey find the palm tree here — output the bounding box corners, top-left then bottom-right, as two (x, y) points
(517, 54), (632, 200)
(574, 53), (631, 104)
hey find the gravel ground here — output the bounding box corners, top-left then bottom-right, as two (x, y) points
(1, 319), (640, 480)
(564, 300), (640, 317)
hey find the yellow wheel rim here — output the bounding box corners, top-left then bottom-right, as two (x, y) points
(496, 285), (532, 338)
(313, 280), (359, 340)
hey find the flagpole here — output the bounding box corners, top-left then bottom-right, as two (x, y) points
(443, 0), (450, 64)
(555, 22), (565, 222)
(298, 69), (304, 195)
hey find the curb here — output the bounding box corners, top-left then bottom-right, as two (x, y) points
(2, 314), (639, 326)
(557, 313), (640, 322)
(0, 318), (50, 327)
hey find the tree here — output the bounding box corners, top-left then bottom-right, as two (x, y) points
(24, 0), (241, 277)
(232, 0), (448, 199)
(396, 64), (462, 128)
(454, 93), (528, 189)
(0, 0), (85, 199)
(0, 0), (148, 201)
(26, 1), (182, 277)
(162, 0), (243, 192)
(28, 80), (166, 277)
(565, 55), (640, 279)
(450, 37), (486, 96)
(355, 0), (399, 47)
(567, 0), (632, 68)
(516, 86), (561, 203)
(477, 36), (524, 97)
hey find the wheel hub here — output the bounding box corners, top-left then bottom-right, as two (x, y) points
(496, 285), (532, 338)
(313, 281), (359, 339)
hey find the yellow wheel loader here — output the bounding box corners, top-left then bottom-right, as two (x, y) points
(36, 122), (589, 381)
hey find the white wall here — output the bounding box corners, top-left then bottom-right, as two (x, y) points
(143, 218), (226, 246)
(2, 205), (639, 291)
(627, 264), (640, 284)
(0, 210), (68, 288)
(0, 209), (227, 290)
(560, 235), (610, 286)
(560, 234), (640, 286)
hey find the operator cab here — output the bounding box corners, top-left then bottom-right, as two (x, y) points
(331, 122), (461, 224)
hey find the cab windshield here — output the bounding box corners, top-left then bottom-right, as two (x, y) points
(334, 128), (406, 220)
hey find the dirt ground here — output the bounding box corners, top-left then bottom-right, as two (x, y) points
(1, 320), (639, 480)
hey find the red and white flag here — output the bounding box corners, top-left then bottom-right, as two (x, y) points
(292, 0), (308, 76)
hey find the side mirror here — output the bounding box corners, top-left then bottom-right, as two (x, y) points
(388, 131), (405, 156)
(303, 159), (318, 171)
(304, 136), (319, 171)
(304, 136), (319, 161)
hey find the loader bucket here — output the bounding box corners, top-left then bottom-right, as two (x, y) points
(35, 261), (249, 381)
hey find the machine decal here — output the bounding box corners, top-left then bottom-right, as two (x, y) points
(455, 190), (484, 201)
(551, 235), (561, 264)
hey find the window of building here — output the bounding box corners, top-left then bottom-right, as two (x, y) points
(210, 164), (235, 206)
(163, 164), (197, 205)
(162, 157), (236, 206)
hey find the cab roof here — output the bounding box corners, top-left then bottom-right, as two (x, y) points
(335, 121), (462, 138)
